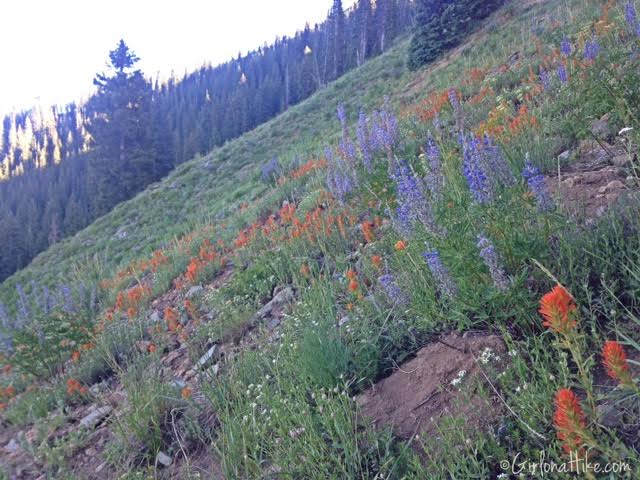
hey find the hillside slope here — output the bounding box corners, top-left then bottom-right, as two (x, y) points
(3, 0), (640, 478)
(1, 0), (522, 303)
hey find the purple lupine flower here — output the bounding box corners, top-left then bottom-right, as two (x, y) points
(424, 136), (444, 202)
(584, 36), (600, 61)
(60, 285), (75, 314)
(448, 88), (460, 112)
(625, 2), (638, 34)
(390, 161), (444, 237)
(41, 285), (51, 315)
(0, 302), (9, 326)
(461, 135), (492, 204)
(522, 159), (554, 211)
(557, 64), (568, 84)
(483, 134), (516, 188)
(432, 114), (442, 131)
(15, 283), (29, 322)
(90, 286), (98, 313)
(539, 70), (551, 91)
(560, 37), (572, 57)
(0, 303), (13, 352)
(326, 146), (356, 203)
(378, 274), (408, 306)
(356, 111), (373, 172)
(370, 107), (398, 154)
(261, 156), (281, 182)
(477, 235), (510, 292)
(337, 103), (348, 137)
(422, 250), (458, 299)
(339, 138), (357, 165)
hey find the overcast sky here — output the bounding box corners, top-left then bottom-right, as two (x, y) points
(0, 0), (356, 114)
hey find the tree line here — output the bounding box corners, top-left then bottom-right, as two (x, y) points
(0, 0), (415, 281)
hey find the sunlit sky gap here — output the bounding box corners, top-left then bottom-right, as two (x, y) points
(0, 0), (356, 114)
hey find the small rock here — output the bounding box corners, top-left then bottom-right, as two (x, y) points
(170, 379), (187, 389)
(95, 462), (107, 474)
(612, 154), (631, 167)
(288, 427), (306, 439)
(597, 402), (624, 428)
(149, 311), (160, 323)
(186, 285), (203, 298)
(267, 317), (281, 330)
(79, 406), (113, 429)
(114, 227), (128, 240)
(4, 439), (20, 454)
(90, 382), (106, 395)
(254, 287), (294, 321)
(196, 345), (218, 369)
(603, 180), (625, 194)
(338, 316), (350, 327)
(163, 350), (183, 365)
(85, 447), (97, 457)
(156, 451), (173, 467)
(590, 113), (611, 139)
(558, 150), (571, 162)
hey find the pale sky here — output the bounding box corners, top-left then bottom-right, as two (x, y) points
(0, 0), (356, 114)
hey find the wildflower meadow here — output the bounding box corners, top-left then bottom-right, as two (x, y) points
(1, 0), (640, 478)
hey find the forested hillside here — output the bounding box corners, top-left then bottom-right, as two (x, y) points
(0, 0), (414, 281)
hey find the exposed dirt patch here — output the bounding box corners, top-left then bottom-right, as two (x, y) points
(545, 141), (635, 223)
(357, 332), (506, 442)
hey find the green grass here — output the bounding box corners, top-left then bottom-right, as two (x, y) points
(3, 0), (640, 478)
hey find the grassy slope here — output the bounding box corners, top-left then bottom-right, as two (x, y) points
(1, 36), (409, 300)
(1, 0), (535, 301)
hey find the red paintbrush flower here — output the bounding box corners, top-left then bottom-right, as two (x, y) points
(553, 388), (587, 455)
(539, 285), (577, 335)
(602, 340), (633, 387)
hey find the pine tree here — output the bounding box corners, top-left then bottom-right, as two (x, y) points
(408, 0), (503, 70)
(408, 0), (447, 70)
(333, 0), (346, 78)
(85, 40), (155, 216)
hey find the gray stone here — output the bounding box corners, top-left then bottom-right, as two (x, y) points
(254, 287), (294, 321)
(267, 317), (281, 330)
(95, 462), (107, 473)
(612, 154), (631, 167)
(4, 438), (20, 454)
(558, 150), (571, 162)
(170, 379), (187, 389)
(186, 285), (203, 298)
(196, 345), (218, 369)
(338, 316), (350, 327)
(597, 402), (624, 428)
(590, 113), (612, 139)
(115, 230), (127, 240)
(149, 311), (160, 323)
(79, 406), (113, 429)
(156, 451), (173, 467)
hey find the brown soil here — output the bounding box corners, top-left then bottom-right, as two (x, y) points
(545, 141), (634, 223)
(357, 332), (506, 442)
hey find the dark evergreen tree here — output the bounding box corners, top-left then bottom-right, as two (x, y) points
(408, 0), (504, 70)
(85, 40), (158, 216)
(333, 0), (346, 78)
